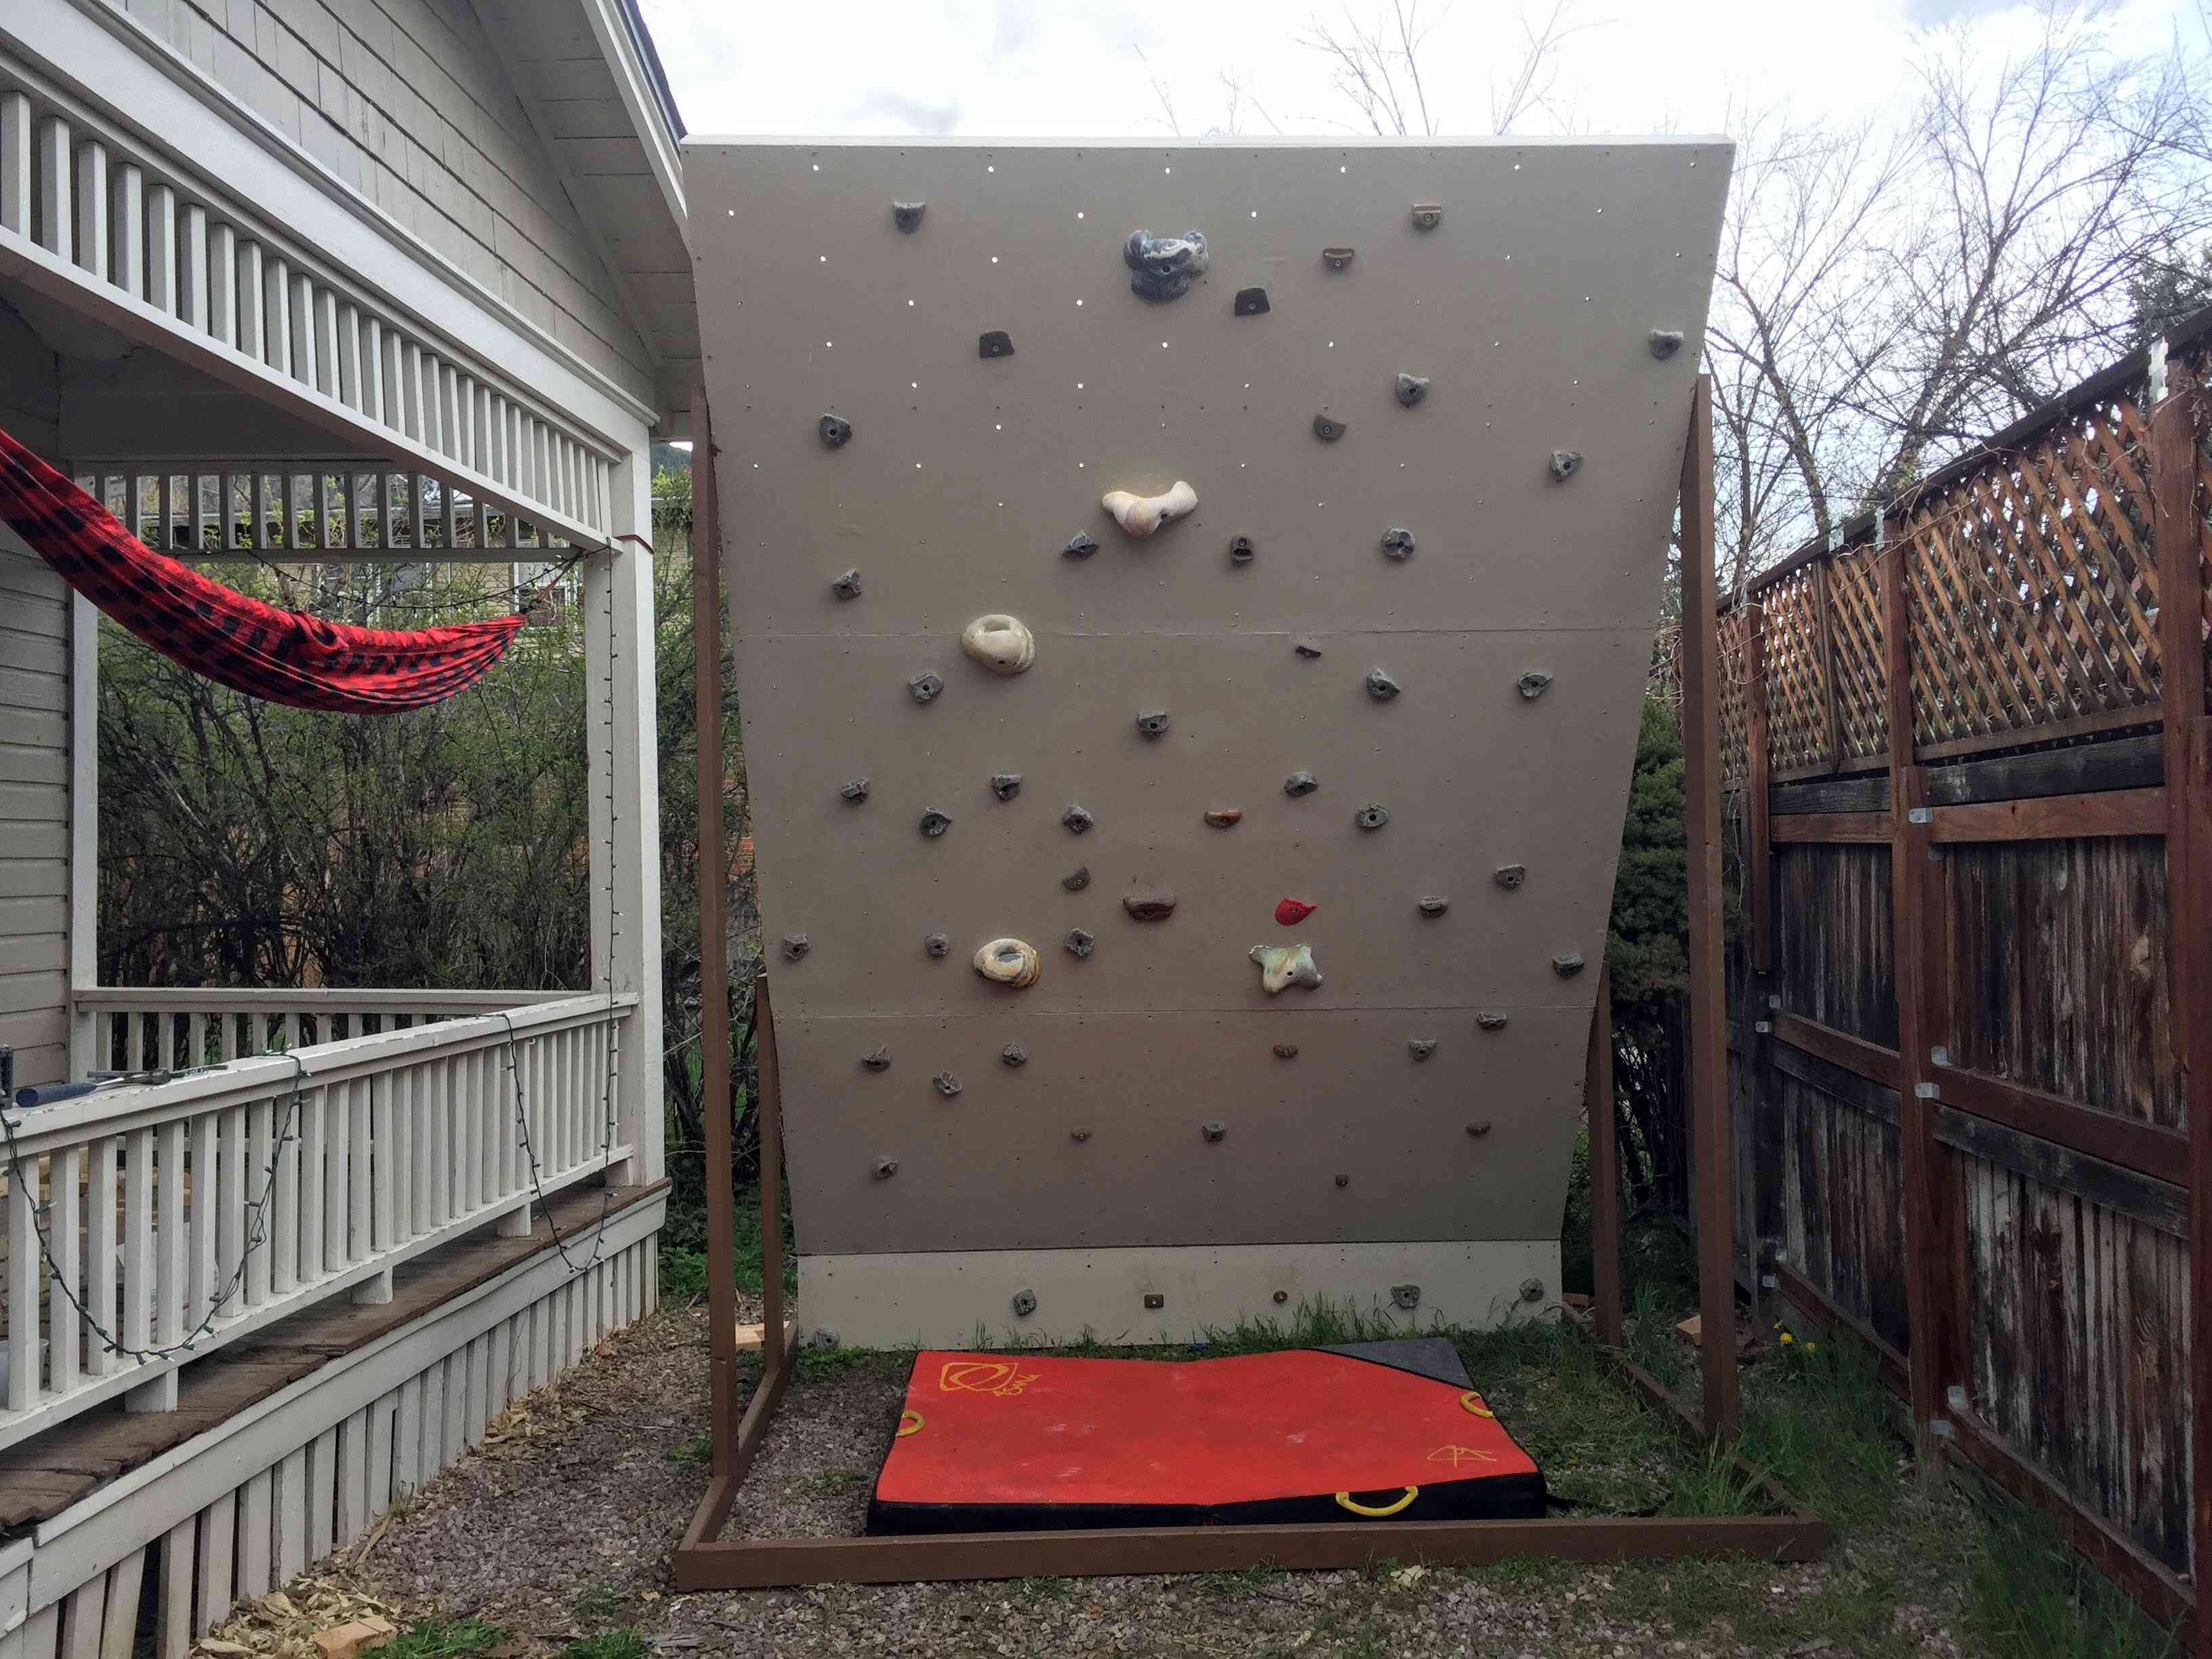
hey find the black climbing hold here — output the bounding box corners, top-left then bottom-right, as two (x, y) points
(1395, 373), (1430, 407)
(1312, 413), (1345, 442)
(1229, 533), (1255, 565)
(1062, 865), (1091, 891)
(1418, 896), (1450, 917)
(1355, 802), (1390, 831)
(1143, 1292), (1165, 1310)
(924, 932), (949, 957)
(1061, 804), (1094, 834)
(1273, 1043), (1299, 1059)
(840, 778), (869, 803)
(1065, 928), (1095, 958)
(909, 672), (944, 703)
(1411, 203), (1443, 230)
(1294, 640), (1324, 659)
(861, 1048), (893, 1072)
(1649, 328), (1684, 359)
(831, 567), (862, 600)
(781, 933), (810, 961)
(1233, 286), (1270, 316)
(1517, 670), (1552, 700)
(892, 200), (926, 233)
(1408, 1039), (1437, 1061)
(1322, 246), (1355, 270)
(1521, 1277), (1547, 1304)
(1553, 951), (1586, 979)
(817, 413), (852, 448)
(918, 809), (952, 839)
(1494, 863), (1528, 889)
(873, 1156), (899, 1180)
(1200, 1120), (1227, 1143)
(1476, 1011), (1509, 1031)
(1001, 1043), (1027, 1067)
(1284, 771), (1319, 798)
(979, 329), (1015, 359)
(1390, 1284), (1420, 1310)
(1012, 1288), (1038, 1316)
(1380, 527), (1416, 560)
(1063, 531), (1099, 560)
(1549, 450), (1582, 482)
(1123, 228), (1210, 302)
(1135, 710), (1170, 739)
(933, 1071), (963, 1097)
(1467, 1120), (1494, 1136)
(1335, 1173), (1350, 1188)
(1070, 1127), (1092, 1143)
(1366, 668), (1401, 701)
(1273, 1289), (1290, 1305)
(1123, 888), (1176, 922)
(990, 773), (1023, 801)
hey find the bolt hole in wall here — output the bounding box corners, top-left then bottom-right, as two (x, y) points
(691, 139), (1730, 1343)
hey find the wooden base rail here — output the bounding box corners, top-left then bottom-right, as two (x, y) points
(1771, 786), (2167, 846)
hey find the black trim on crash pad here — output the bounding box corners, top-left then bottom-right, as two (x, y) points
(1315, 1338), (1475, 1391)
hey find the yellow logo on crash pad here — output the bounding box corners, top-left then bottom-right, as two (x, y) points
(938, 1359), (1040, 1397)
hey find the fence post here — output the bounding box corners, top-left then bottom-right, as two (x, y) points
(1587, 964), (1623, 1349)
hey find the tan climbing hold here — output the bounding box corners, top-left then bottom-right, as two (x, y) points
(973, 937), (1043, 988)
(1101, 480), (1198, 537)
(961, 614), (1036, 674)
(1250, 942), (1322, 995)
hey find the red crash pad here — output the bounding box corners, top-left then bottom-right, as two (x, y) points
(867, 1342), (1545, 1534)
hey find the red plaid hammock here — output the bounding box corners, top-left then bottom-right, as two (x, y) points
(0, 424), (525, 713)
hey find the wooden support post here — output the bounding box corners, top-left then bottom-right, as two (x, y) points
(1587, 964), (1624, 1349)
(1677, 375), (1739, 1442)
(1741, 602), (1776, 1328)
(757, 973), (788, 1378)
(2150, 386), (2212, 1658)
(693, 384), (740, 1477)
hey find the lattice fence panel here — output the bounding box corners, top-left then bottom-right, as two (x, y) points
(1825, 548), (1889, 764)
(2186, 343), (2212, 718)
(1760, 565), (1832, 775)
(1716, 605), (1750, 789)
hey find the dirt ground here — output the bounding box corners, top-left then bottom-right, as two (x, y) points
(316, 1301), (1986, 1659)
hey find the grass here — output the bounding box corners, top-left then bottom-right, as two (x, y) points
(383, 1620), (508, 1659)
(667, 1432), (714, 1465)
(570, 1586), (623, 1620)
(1961, 1483), (2186, 1658)
(558, 1633), (647, 1659)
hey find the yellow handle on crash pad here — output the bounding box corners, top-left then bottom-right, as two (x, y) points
(1334, 1486), (1418, 1517)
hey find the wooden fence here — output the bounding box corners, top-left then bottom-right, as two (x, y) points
(1713, 305), (2212, 1643)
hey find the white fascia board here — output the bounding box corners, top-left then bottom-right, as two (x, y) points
(579, 0), (688, 245)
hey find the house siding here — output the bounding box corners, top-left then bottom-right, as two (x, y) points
(105, 0), (655, 406)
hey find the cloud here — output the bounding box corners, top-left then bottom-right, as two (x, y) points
(844, 89), (965, 134)
(1901, 0), (2025, 22)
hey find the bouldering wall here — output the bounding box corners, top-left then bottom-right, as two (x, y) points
(688, 138), (1732, 1345)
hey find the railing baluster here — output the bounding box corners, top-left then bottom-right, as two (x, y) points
(295, 1081), (322, 1284)
(179, 201), (207, 330)
(349, 1076), (372, 1264)
(262, 255), (290, 376)
(86, 1136), (117, 1377)
(323, 1078), (348, 1270)
(35, 115), (70, 260)
(49, 1145), (79, 1395)
(7, 1153), (44, 1412)
(384, 1069), (407, 1249)
(155, 1119), (186, 1349)
(245, 1094), (272, 1309)
(122, 1125), (155, 1361)
(73, 138), (108, 280)
(188, 1111), (217, 1328)
(334, 300), (359, 409)
(108, 161), (140, 296)
(216, 1105), (244, 1319)
(292, 274), (320, 391)
(146, 182), (176, 314)
(0, 92), (28, 237)
(374, 323), (398, 432)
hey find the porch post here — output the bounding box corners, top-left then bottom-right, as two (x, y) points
(586, 447), (665, 1189)
(68, 591), (99, 1075)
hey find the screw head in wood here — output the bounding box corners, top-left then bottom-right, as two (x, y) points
(1273, 1289), (1290, 1304)
(1322, 246), (1355, 270)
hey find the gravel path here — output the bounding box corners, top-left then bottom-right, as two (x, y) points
(325, 1302), (1979, 1658)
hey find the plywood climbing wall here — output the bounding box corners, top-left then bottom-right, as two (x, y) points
(689, 138), (1732, 1345)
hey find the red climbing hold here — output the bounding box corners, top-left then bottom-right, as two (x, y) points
(1274, 898), (1317, 926)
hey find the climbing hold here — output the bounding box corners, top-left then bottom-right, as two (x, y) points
(1204, 808), (1243, 829)
(974, 937), (1043, 987)
(908, 672), (944, 703)
(1200, 1120), (1227, 1143)
(1102, 480), (1198, 537)
(1284, 771), (1319, 798)
(1273, 1290), (1290, 1305)
(1312, 413), (1346, 442)
(1366, 668), (1401, 701)
(1274, 897), (1317, 926)
(1135, 710), (1171, 739)
(1467, 1120), (1494, 1136)
(1061, 804), (1094, 834)
(840, 778), (869, 803)
(1476, 1011), (1509, 1030)
(1521, 1277), (1547, 1304)
(924, 933), (950, 957)
(817, 413), (852, 448)
(1065, 928), (1096, 958)
(1516, 670), (1552, 700)
(892, 200), (926, 232)
(1012, 1288), (1038, 1317)
(1390, 1284), (1420, 1310)
(1336, 1173), (1351, 1188)
(1649, 328), (1684, 359)
(919, 808), (953, 838)
(1494, 864), (1528, 889)
(831, 567), (863, 600)
(1380, 527), (1416, 560)
(1229, 533), (1255, 565)
(1002, 1043), (1027, 1067)
(1063, 531), (1100, 560)
(1250, 942), (1322, 994)
(1355, 802), (1390, 831)
(1143, 1292), (1165, 1310)
(978, 329), (1015, 359)
(1062, 865), (1092, 891)
(873, 1156), (899, 1181)
(1233, 285), (1270, 316)
(1070, 1127), (1092, 1142)
(990, 773), (1023, 801)
(1123, 888), (1176, 922)
(1408, 1039), (1437, 1061)
(1122, 228), (1210, 302)
(933, 1072), (963, 1098)
(1411, 203), (1443, 230)
(1322, 246), (1355, 270)
(1553, 951), (1586, 979)
(781, 934), (810, 961)
(1273, 1043), (1299, 1059)
(1549, 450), (1582, 482)
(1418, 896), (1450, 917)
(961, 613), (1036, 675)
(1395, 373), (1430, 407)
(861, 1048), (893, 1072)
(1294, 640), (1324, 659)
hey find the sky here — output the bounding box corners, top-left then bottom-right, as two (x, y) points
(636, 0), (2203, 144)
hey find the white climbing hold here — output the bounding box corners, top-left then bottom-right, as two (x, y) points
(1101, 480), (1198, 537)
(973, 937), (1043, 988)
(960, 614), (1036, 674)
(1249, 943), (1322, 995)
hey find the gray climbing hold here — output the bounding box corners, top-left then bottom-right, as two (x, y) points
(1063, 531), (1099, 560)
(1390, 1284), (1420, 1310)
(990, 773), (1023, 801)
(1312, 413), (1346, 442)
(817, 413), (852, 448)
(1411, 203), (1443, 230)
(1065, 928), (1095, 958)
(1521, 1277), (1546, 1303)
(1135, 710), (1170, 739)
(1516, 670), (1553, 700)
(1002, 1043), (1027, 1067)
(1233, 286), (1270, 316)
(924, 933), (950, 958)
(1553, 951), (1586, 979)
(1061, 804), (1094, 834)
(1467, 1120), (1494, 1136)
(1294, 640), (1324, 659)
(1284, 771), (1319, 798)
(1366, 668), (1401, 701)
(1494, 863), (1528, 889)
(1070, 1127), (1092, 1142)
(1395, 373), (1430, 407)
(1549, 450), (1582, 482)
(1062, 865), (1092, 891)
(840, 778), (869, 803)
(1380, 527), (1416, 560)
(1229, 533), (1255, 565)
(1204, 808), (1243, 829)
(873, 1156), (899, 1181)
(781, 933), (810, 961)
(831, 567), (862, 600)
(933, 1071), (963, 1097)
(1355, 802), (1390, 831)
(808, 1326), (840, 1350)
(918, 809), (952, 839)
(1408, 1038), (1437, 1061)
(1012, 1288), (1038, 1317)
(1123, 888), (1176, 922)
(1336, 1173), (1350, 1188)
(892, 201), (926, 233)
(1273, 1043), (1299, 1059)
(1322, 246), (1355, 270)
(861, 1048), (892, 1072)
(1476, 1011), (1509, 1031)
(978, 329), (1015, 359)
(1418, 896), (1450, 917)
(1273, 1289), (1289, 1304)
(1200, 1120), (1227, 1143)
(1649, 329), (1684, 360)
(1123, 228), (1210, 302)
(909, 672), (944, 703)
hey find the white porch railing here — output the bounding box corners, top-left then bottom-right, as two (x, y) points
(0, 991), (635, 1452)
